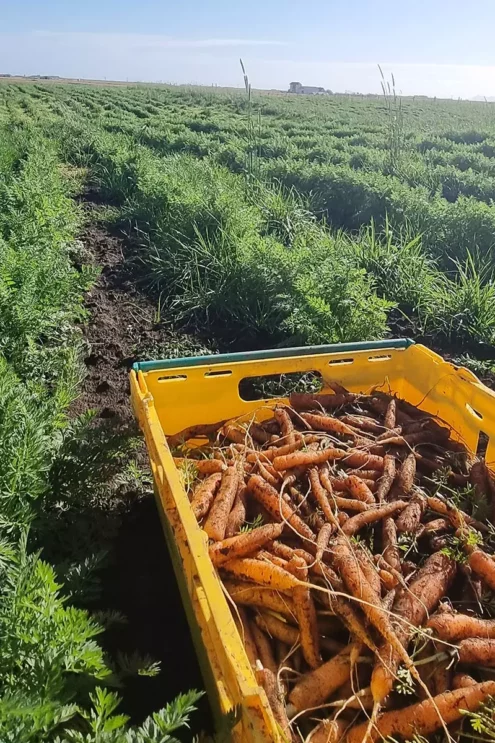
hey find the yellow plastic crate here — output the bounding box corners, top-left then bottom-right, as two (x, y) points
(130, 339), (495, 741)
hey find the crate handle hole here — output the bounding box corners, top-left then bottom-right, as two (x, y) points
(204, 369), (232, 377)
(157, 374), (187, 382)
(238, 371), (323, 401)
(368, 354), (392, 362)
(476, 430), (490, 460)
(328, 358), (354, 366)
(466, 403), (483, 420)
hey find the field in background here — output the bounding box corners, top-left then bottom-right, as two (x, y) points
(0, 80), (495, 740)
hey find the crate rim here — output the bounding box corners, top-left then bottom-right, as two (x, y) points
(132, 337), (415, 372)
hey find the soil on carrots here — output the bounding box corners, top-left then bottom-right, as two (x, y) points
(73, 197), (213, 734)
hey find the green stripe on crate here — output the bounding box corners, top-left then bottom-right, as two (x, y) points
(133, 338), (414, 372)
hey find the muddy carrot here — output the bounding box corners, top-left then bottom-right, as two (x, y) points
(290, 392), (355, 410)
(257, 459), (279, 486)
(391, 451), (416, 499)
(286, 554), (309, 581)
(190, 472), (223, 521)
(223, 579), (296, 619)
(341, 500), (407, 537)
(382, 516), (401, 573)
(341, 414), (386, 435)
(293, 584), (321, 669)
(255, 612), (299, 647)
(384, 398), (397, 429)
(459, 637), (495, 666)
(428, 608), (495, 641)
(370, 551), (456, 703)
(251, 622), (278, 675)
(376, 453), (396, 502)
(288, 642), (357, 712)
(247, 474), (315, 541)
(396, 490), (426, 533)
(255, 666), (292, 741)
(343, 449), (385, 470)
(225, 485), (247, 537)
(347, 681), (495, 743)
(468, 547), (495, 591)
(203, 466), (240, 541)
(209, 523), (284, 566)
(309, 468), (339, 527)
(316, 522), (334, 562)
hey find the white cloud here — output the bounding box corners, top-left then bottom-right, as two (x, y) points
(30, 31), (287, 49)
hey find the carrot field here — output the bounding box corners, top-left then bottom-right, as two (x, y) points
(0, 79), (495, 741)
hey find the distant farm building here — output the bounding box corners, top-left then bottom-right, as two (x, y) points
(289, 82), (328, 95)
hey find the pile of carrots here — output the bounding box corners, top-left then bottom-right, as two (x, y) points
(172, 384), (495, 742)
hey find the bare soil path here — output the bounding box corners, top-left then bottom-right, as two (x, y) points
(74, 197), (212, 732)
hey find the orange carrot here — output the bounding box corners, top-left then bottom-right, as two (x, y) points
(331, 477), (377, 493)
(301, 412), (356, 437)
(274, 406), (296, 445)
(273, 447), (346, 471)
(344, 474), (376, 504)
(347, 681), (495, 743)
(341, 501), (407, 537)
(469, 548), (495, 593)
(209, 522), (284, 566)
(247, 474), (315, 541)
(221, 557), (302, 591)
(346, 469), (381, 480)
(342, 449), (385, 470)
(246, 438), (303, 464)
(428, 607), (495, 641)
(203, 466), (240, 541)
(174, 457), (226, 475)
(223, 579), (296, 619)
(453, 672), (477, 689)
(330, 494), (369, 513)
(190, 472), (223, 521)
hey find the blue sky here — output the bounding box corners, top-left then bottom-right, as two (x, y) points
(2, 0), (495, 97)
